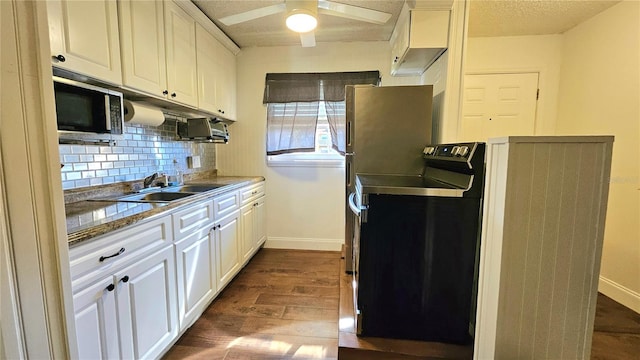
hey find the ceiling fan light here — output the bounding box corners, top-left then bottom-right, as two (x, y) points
(286, 11), (317, 33)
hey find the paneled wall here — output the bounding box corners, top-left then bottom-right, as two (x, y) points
(59, 121), (216, 190)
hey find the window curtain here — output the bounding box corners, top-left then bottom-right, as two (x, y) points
(263, 71), (379, 155)
(266, 102), (319, 155)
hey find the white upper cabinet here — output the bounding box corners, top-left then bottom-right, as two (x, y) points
(118, 0), (167, 98)
(47, 0), (122, 84)
(164, 1), (199, 107)
(390, 3), (450, 76)
(196, 24), (237, 121)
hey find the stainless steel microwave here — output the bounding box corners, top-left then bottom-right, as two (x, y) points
(53, 77), (124, 135)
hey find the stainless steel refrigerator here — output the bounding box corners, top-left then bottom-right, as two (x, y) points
(344, 85), (435, 273)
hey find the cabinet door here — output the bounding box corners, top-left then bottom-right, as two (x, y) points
(116, 245), (178, 360)
(164, 1), (198, 107)
(390, 5), (409, 70)
(254, 196), (267, 247)
(72, 276), (119, 359)
(175, 229), (217, 331)
(240, 203), (255, 264)
(196, 24), (237, 120)
(215, 210), (241, 288)
(216, 43), (237, 120)
(196, 24), (220, 115)
(118, 0), (167, 97)
(47, 0), (122, 84)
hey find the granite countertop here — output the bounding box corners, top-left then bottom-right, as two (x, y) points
(65, 176), (264, 247)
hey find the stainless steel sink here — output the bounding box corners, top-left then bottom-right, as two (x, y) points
(112, 191), (195, 203)
(161, 184), (223, 193)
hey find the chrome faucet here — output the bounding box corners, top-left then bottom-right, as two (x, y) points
(143, 173), (158, 188)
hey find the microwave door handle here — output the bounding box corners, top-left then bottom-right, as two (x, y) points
(104, 94), (111, 131)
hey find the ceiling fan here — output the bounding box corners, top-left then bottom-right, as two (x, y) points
(218, 0), (392, 47)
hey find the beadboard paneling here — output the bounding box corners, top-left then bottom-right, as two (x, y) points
(476, 136), (613, 359)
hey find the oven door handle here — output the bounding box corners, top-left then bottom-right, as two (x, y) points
(348, 192), (360, 216)
(348, 192), (368, 223)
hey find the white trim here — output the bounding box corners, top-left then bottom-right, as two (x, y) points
(0, 139), (26, 360)
(267, 158), (345, 168)
(1, 1), (73, 358)
(599, 276), (640, 314)
(264, 237), (343, 251)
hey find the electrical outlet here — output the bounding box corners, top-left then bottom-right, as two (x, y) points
(187, 155), (201, 169)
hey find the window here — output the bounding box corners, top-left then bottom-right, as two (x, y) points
(266, 100), (343, 166)
(263, 71), (379, 167)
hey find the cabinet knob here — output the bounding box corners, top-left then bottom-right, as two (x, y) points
(53, 54), (66, 62)
(218, 224), (221, 229)
(218, 109), (222, 113)
(222, 110), (225, 114)
(162, 90), (169, 95)
(171, 93), (177, 98)
(120, 275), (130, 283)
(393, 56), (399, 63)
(105, 283), (115, 292)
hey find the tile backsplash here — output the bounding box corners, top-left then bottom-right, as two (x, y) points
(60, 120), (216, 190)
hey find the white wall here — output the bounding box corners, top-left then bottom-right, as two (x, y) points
(216, 42), (421, 250)
(465, 35), (564, 136)
(555, 1), (640, 312)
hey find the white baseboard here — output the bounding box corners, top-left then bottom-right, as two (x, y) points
(599, 276), (640, 313)
(264, 237), (343, 251)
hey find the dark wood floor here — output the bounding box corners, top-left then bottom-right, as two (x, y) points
(164, 249), (340, 359)
(591, 292), (640, 359)
(164, 249), (640, 359)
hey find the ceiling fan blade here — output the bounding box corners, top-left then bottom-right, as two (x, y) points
(300, 31), (316, 47)
(218, 3), (287, 26)
(317, 0), (391, 25)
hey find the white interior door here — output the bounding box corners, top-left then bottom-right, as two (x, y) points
(461, 73), (539, 141)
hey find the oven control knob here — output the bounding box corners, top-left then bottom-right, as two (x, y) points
(458, 146), (469, 157)
(423, 146), (435, 155)
(452, 146), (460, 156)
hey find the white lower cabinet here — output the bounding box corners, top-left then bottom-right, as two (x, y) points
(116, 245), (178, 359)
(174, 227), (217, 331)
(240, 195), (266, 264)
(72, 275), (119, 359)
(215, 210), (241, 288)
(70, 181), (264, 358)
(71, 244), (177, 360)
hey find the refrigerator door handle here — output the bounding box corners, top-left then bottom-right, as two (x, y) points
(346, 159), (352, 187)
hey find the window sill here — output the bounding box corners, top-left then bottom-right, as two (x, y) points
(267, 154), (345, 168)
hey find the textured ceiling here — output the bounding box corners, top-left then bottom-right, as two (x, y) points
(193, 0), (622, 48)
(468, 0), (621, 37)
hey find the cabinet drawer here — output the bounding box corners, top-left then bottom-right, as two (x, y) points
(213, 190), (239, 219)
(69, 216), (172, 284)
(240, 182), (265, 206)
(172, 199), (214, 241)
